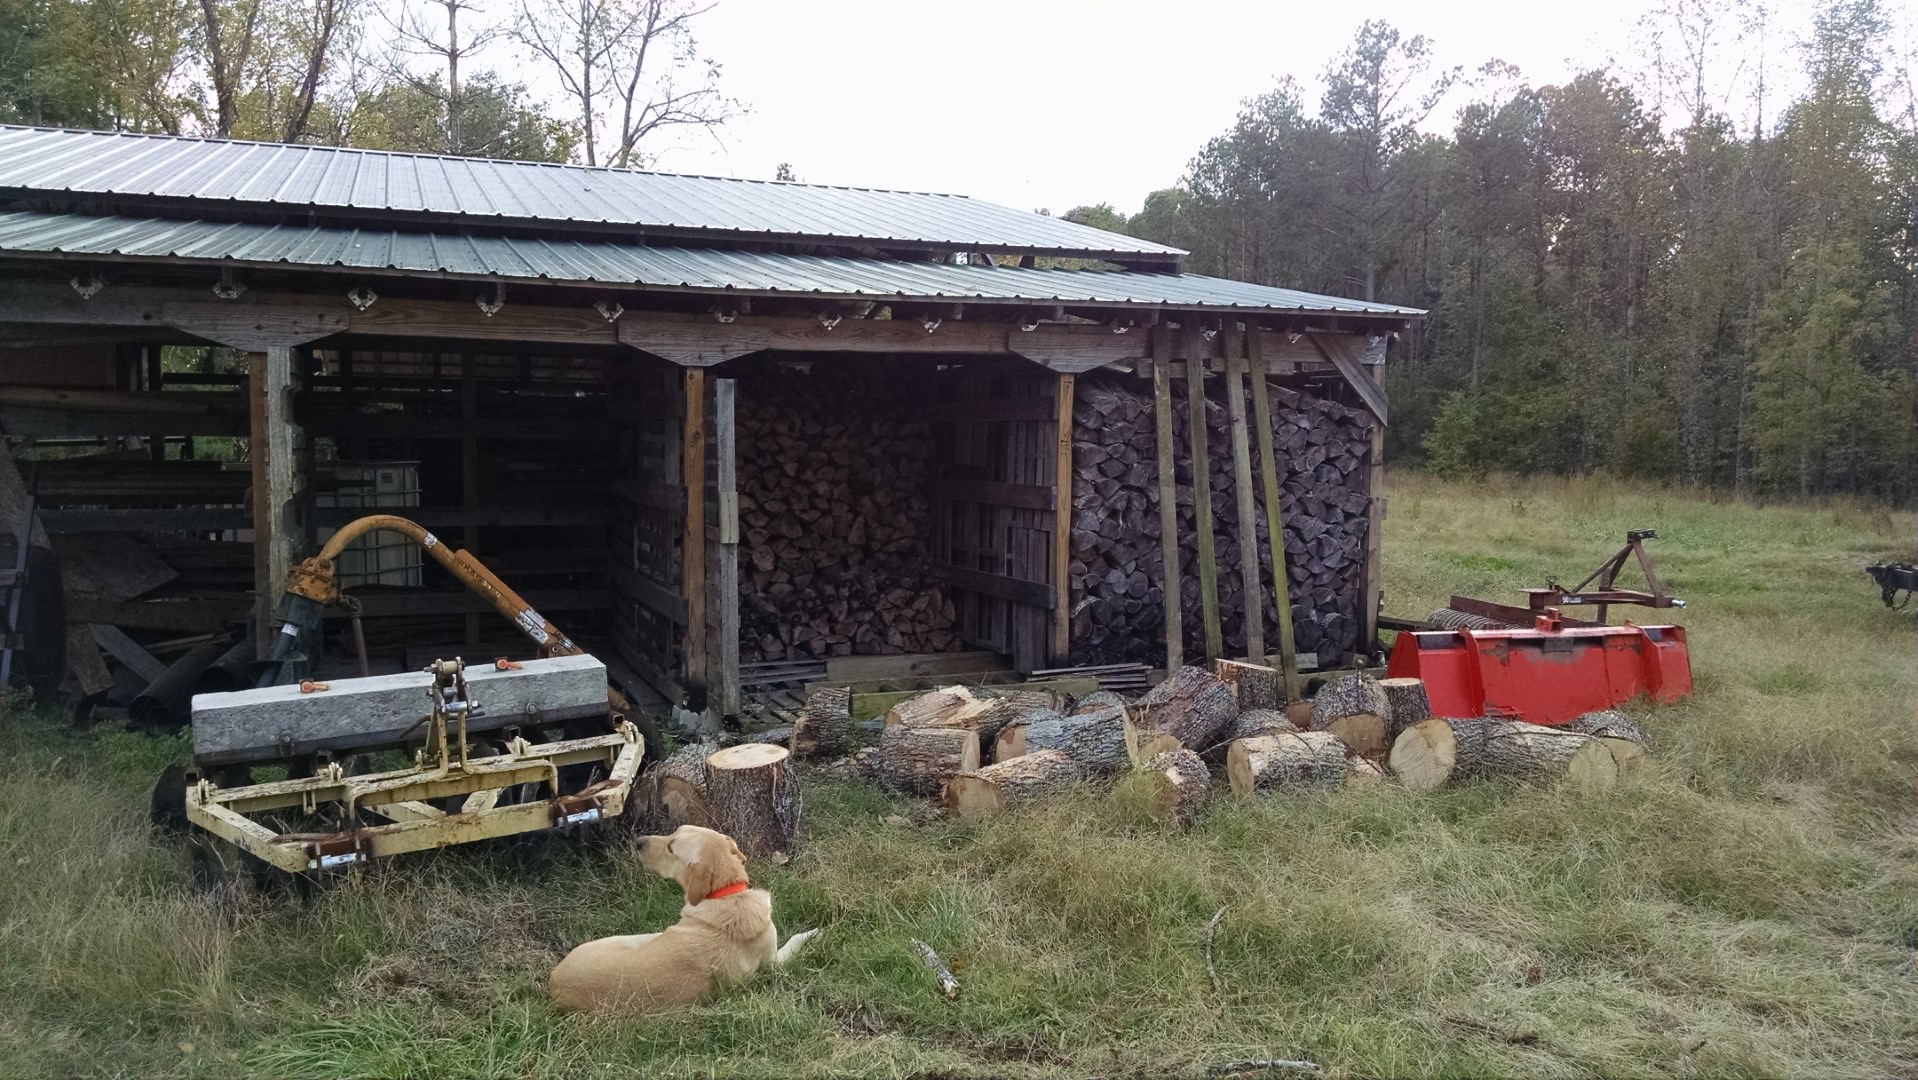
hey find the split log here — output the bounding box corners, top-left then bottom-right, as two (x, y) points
(1201, 708), (1299, 763)
(1227, 731), (1351, 795)
(791, 684), (855, 758)
(1128, 748), (1211, 828)
(649, 741), (716, 829)
(871, 724), (981, 796)
(994, 706), (1128, 773)
(706, 742), (801, 859)
(1378, 678), (1431, 739)
(1214, 658), (1281, 710)
(1131, 666), (1236, 749)
(1387, 717), (1617, 792)
(1309, 673), (1391, 761)
(941, 748), (1081, 818)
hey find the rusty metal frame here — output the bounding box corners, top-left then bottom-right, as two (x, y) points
(186, 720), (643, 873)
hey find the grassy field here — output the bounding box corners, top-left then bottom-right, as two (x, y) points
(3, 471), (1914, 1079)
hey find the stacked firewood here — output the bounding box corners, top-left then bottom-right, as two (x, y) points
(1067, 373), (1372, 668)
(736, 367), (957, 663)
(810, 664), (1653, 828)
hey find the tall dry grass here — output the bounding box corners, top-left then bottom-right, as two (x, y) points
(2, 471), (1913, 1078)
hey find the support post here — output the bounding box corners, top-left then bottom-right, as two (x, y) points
(1248, 329), (1302, 701)
(1222, 328), (1264, 660)
(1361, 423), (1385, 655)
(1151, 326), (1183, 673)
(1184, 325), (1223, 660)
(712, 377), (740, 716)
(681, 367), (708, 703)
(249, 347), (297, 658)
(1050, 371), (1074, 664)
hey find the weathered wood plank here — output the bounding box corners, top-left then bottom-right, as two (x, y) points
(939, 563), (1054, 610)
(680, 368), (708, 698)
(249, 347), (296, 658)
(1310, 332), (1389, 425)
(1050, 372), (1074, 663)
(88, 623), (167, 682)
(1184, 325), (1223, 660)
(1150, 325), (1183, 673)
(1222, 330), (1265, 660)
(713, 377), (740, 716)
(1361, 423), (1386, 654)
(824, 650), (1007, 682)
(1248, 328), (1303, 701)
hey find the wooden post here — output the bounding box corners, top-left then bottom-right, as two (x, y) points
(1184, 324), (1223, 660)
(1150, 326), (1183, 673)
(249, 347), (296, 659)
(1050, 371), (1074, 664)
(1361, 422), (1386, 654)
(1222, 328), (1264, 660)
(712, 377), (740, 716)
(681, 367), (708, 702)
(1248, 329), (1302, 701)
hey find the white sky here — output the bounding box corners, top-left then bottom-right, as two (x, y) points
(481, 0), (1860, 214)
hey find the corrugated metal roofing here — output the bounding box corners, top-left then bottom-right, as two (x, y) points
(0, 126), (1185, 260)
(0, 211), (1423, 317)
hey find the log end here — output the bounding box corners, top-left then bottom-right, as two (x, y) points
(1387, 717), (1457, 791)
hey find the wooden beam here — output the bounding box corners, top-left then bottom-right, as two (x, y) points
(66, 595), (246, 633)
(1310, 332), (1389, 425)
(1361, 423), (1386, 654)
(1222, 329), (1264, 660)
(1247, 329), (1303, 701)
(249, 347), (296, 658)
(680, 368), (707, 700)
(88, 623), (167, 682)
(939, 563), (1054, 610)
(611, 564), (690, 625)
(923, 398), (1057, 424)
(1050, 371), (1074, 663)
(43, 507), (251, 532)
(0, 388), (246, 437)
(1150, 325), (1183, 673)
(713, 377), (740, 716)
(1184, 325), (1222, 660)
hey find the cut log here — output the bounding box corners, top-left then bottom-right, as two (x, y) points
(1131, 666), (1236, 749)
(1129, 748), (1212, 829)
(650, 741), (716, 831)
(1070, 689), (1127, 714)
(705, 742), (801, 859)
(1226, 731), (1351, 795)
(941, 749), (1081, 818)
(1387, 716), (1617, 792)
(791, 684), (855, 758)
(1201, 708), (1299, 763)
(1347, 757), (1385, 785)
(994, 706), (1128, 773)
(1378, 677), (1431, 739)
(1309, 672), (1391, 761)
(1122, 709), (1185, 766)
(871, 724), (981, 796)
(1213, 658), (1281, 710)
(884, 685), (985, 728)
(1565, 708), (1650, 749)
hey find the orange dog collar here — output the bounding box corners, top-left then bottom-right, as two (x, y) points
(704, 881), (749, 902)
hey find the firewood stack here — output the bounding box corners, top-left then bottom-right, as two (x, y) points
(1066, 373), (1374, 669)
(735, 367), (958, 663)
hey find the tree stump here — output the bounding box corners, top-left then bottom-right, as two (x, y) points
(1132, 666), (1237, 749)
(1130, 748), (1212, 829)
(791, 684), (855, 758)
(1378, 677), (1431, 739)
(995, 706), (1128, 773)
(871, 724), (980, 796)
(1309, 673), (1391, 761)
(1227, 731), (1351, 795)
(649, 741), (716, 829)
(941, 748), (1080, 818)
(1201, 708), (1300, 764)
(706, 742), (801, 859)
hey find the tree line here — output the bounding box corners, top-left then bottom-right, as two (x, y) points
(0, 0), (736, 165)
(1069, 1), (1916, 500)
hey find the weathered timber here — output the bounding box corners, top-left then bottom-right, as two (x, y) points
(1151, 325), (1183, 671)
(1223, 335), (1266, 659)
(1184, 325), (1223, 658)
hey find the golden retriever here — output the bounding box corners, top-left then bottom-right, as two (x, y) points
(549, 824), (818, 1013)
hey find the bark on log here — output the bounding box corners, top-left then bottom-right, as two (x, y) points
(885, 685), (987, 728)
(941, 748), (1081, 818)
(1201, 708), (1300, 763)
(872, 724), (981, 796)
(1387, 716), (1617, 792)
(1131, 747), (1212, 829)
(1214, 658), (1281, 710)
(1132, 666), (1236, 749)
(1122, 709), (1185, 767)
(1564, 709), (1652, 775)
(1348, 757), (1385, 785)
(994, 706), (1128, 773)
(1378, 677), (1431, 739)
(791, 684), (855, 758)
(1309, 672), (1391, 761)
(1226, 731), (1351, 795)
(650, 741), (716, 829)
(705, 742), (800, 859)
(1070, 689), (1127, 714)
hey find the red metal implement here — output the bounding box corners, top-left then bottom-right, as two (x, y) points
(1384, 612), (1692, 725)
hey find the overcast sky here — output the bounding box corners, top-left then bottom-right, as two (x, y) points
(497, 0), (1867, 214)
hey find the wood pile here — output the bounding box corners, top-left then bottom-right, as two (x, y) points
(1066, 373), (1373, 668)
(735, 367), (957, 663)
(809, 667), (1659, 831)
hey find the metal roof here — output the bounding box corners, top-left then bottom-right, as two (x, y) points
(0, 126), (1185, 262)
(0, 211), (1423, 318)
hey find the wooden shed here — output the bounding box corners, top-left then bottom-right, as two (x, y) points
(0, 126), (1421, 721)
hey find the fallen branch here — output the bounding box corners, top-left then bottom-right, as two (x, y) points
(910, 938), (959, 1000)
(1202, 904), (1229, 993)
(1207, 1059), (1322, 1076)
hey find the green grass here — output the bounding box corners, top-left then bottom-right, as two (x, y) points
(3, 470), (1915, 1078)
